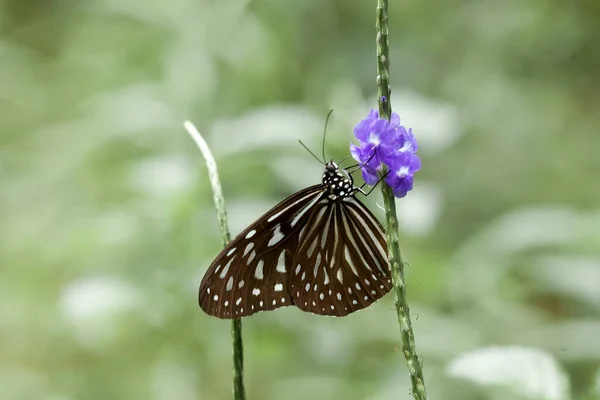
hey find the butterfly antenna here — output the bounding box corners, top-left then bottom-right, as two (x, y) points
(298, 110), (334, 165)
(336, 155), (353, 167)
(322, 109), (334, 163)
(298, 139), (325, 165)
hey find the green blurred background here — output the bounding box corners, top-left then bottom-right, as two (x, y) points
(2, 0), (600, 399)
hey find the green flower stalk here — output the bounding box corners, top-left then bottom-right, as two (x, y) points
(377, 1), (428, 397)
(184, 121), (246, 400)
(350, 1), (430, 399)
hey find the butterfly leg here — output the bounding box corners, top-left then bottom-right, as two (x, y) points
(346, 149), (378, 175)
(356, 170), (391, 196)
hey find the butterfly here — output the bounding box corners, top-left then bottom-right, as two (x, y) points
(198, 158), (392, 318)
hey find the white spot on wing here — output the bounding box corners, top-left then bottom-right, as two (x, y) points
(274, 283), (283, 292)
(220, 258), (234, 279)
(320, 209), (331, 248)
(227, 247), (236, 257)
(267, 190), (321, 222)
(313, 253), (321, 277)
(254, 260), (264, 280)
(226, 276), (234, 291)
(245, 230), (256, 239)
(276, 252), (286, 273)
(332, 209), (340, 252)
(307, 237), (318, 257)
(291, 195), (326, 227)
(268, 224), (285, 247)
(247, 250), (256, 265)
(243, 243), (254, 256)
(298, 224), (308, 241)
(344, 246), (358, 276)
(252, 288), (261, 296)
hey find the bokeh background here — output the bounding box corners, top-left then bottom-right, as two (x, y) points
(2, 0), (600, 399)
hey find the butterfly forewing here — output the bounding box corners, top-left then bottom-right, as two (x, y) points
(289, 197), (392, 316)
(199, 185), (326, 318)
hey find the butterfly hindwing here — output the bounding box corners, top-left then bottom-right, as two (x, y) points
(289, 196), (392, 317)
(198, 185), (326, 318)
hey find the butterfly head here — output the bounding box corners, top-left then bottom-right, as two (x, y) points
(322, 161), (355, 201)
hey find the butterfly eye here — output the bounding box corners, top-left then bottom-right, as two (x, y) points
(325, 163), (337, 172)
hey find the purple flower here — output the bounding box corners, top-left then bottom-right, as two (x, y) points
(350, 109), (420, 198)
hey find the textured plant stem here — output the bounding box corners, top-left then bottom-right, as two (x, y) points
(375, 2), (429, 400)
(184, 121), (246, 400)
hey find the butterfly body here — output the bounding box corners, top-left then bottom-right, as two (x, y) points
(322, 162), (355, 201)
(199, 162), (392, 319)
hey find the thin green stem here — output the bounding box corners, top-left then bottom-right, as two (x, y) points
(376, 0), (392, 120)
(184, 121), (246, 400)
(375, 2), (429, 400)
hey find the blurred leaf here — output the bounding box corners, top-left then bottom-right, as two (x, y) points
(448, 346), (570, 400)
(517, 320), (600, 362)
(208, 105), (323, 157)
(528, 256), (600, 311)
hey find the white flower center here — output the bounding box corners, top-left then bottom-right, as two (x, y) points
(399, 142), (413, 152)
(396, 166), (409, 177)
(368, 132), (381, 145)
